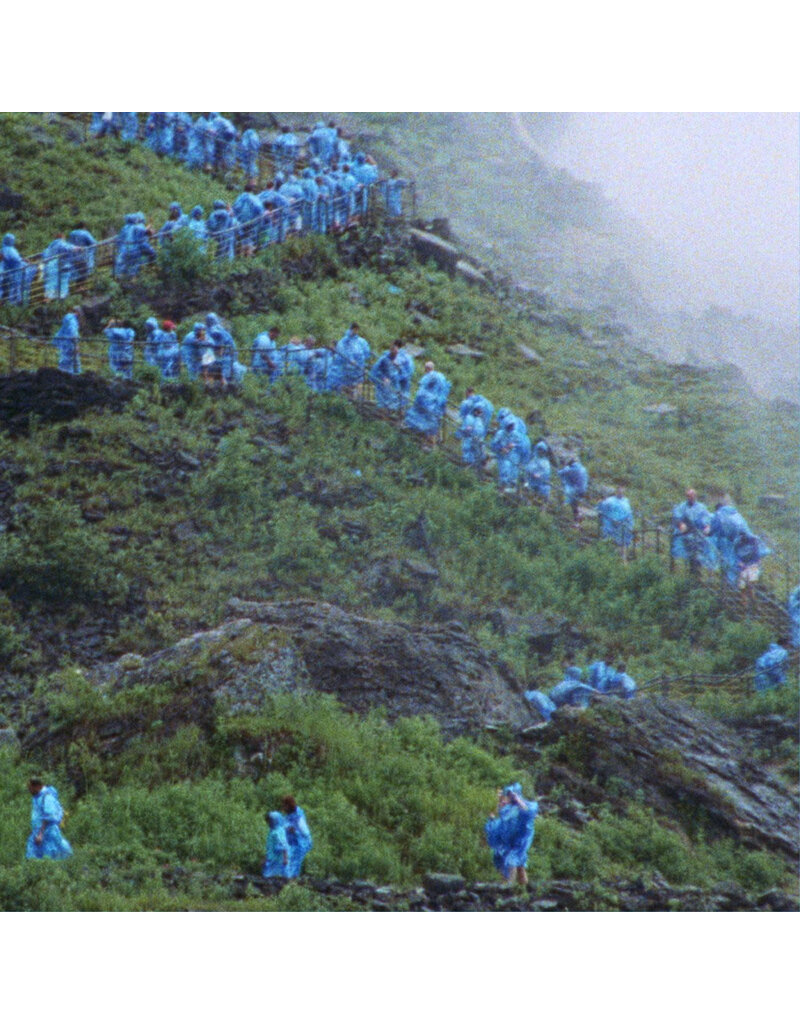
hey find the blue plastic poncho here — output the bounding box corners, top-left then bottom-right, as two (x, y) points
(710, 505), (770, 585)
(307, 121), (334, 166)
(106, 326), (135, 378)
(206, 314), (238, 382)
(305, 348), (331, 392)
(52, 313), (81, 374)
(394, 348), (415, 408)
(671, 497), (719, 569)
(524, 689), (557, 722)
(490, 417), (529, 488)
(284, 806), (313, 878)
(1, 233), (33, 305)
(145, 112), (173, 155)
(754, 644), (788, 692)
(456, 410), (487, 465)
(181, 324), (210, 379)
(587, 660), (614, 693)
(156, 327), (180, 379)
(207, 201), (236, 261)
(250, 332), (280, 379)
(404, 370), (451, 437)
(382, 176), (409, 217)
(484, 789), (538, 879)
(209, 114), (237, 171)
(789, 586), (800, 648)
(238, 128), (261, 179)
(273, 129), (298, 175)
(170, 112), (192, 159)
(186, 115), (209, 168)
(232, 190), (265, 249)
(605, 670), (637, 700)
(67, 227), (97, 282)
(158, 203), (189, 246)
(42, 238), (76, 300)
(369, 351), (404, 410)
(549, 667), (596, 709)
(26, 786), (73, 861)
(143, 317), (161, 367)
(117, 113), (139, 141)
(558, 460), (589, 507)
(263, 811), (290, 878)
(525, 442), (552, 497)
(597, 495), (634, 547)
(327, 328), (372, 391)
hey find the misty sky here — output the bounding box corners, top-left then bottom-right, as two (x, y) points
(537, 113), (799, 322)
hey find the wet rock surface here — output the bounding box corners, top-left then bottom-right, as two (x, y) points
(0, 368), (135, 434)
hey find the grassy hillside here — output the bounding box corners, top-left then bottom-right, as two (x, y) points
(0, 113), (797, 909)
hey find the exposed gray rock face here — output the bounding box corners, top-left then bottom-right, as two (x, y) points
(529, 698), (800, 865)
(226, 598), (531, 732)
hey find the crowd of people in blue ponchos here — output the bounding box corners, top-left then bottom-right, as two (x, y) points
(1, 118), (408, 307)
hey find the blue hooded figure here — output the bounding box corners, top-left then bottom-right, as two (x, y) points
(67, 226), (97, 283)
(558, 456), (589, 520)
(404, 364), (451, 440)
(597, 489), (634, 548)
(710, 503), (770, 586)
(52, 312), (81, 374)
(327, 324), (372, 391)
(788, 586), (800, 648)
(42, 237), (76, 300)
(605, 666), (637, 699)
(206, 313), (239, 382)
(145, 112), (173, 155)
(394, 343), (415, 408)
(1, 233), (33, 305)
(305, 346), (331, 392)
(490, 415), (528, 490)
(351, 152), (379, 216)
(587, 659), (614, 693)
(273, 126), (298, 176)
(484, 783), (538, 884)
(456, 409), (486, 466)
(233, 188), (265, 251)
(170, 112), (192, 160)
(207, 200), (236, 262)
(117, 113), (139, 141)
(525, 441), (552, 498)
(238, 128), (261, 180)
(259, 185), (289, 244)
(335, 165), (358, 223)
(549, 666), (596, 709)
(262, 811), (290, 878)
(26, 781), (73, 861)
(307, 121), (334, 166)
(114, 215), (139, 277)
(300, 168), (320, 231)
(280, 338), (311, 381)
(156, 321), (181, 379)
(754, 644), (788, 692)
(186, 206), (208, 250)
(209, 113), (237, 171)
(382, 173), (410, 217)
(251, 328), (281, 380)
(105, 323), (135, 379)
(369, 345), (404, 410)
(186, 115), (209, 168)
(524, 690), (558, 722)
(460, 391), (494, 432)
(181, 323), (209, 379)
(158, 202), (189, 246)
(282, 797), (312, 878)
(671, 490), (719, 570)
(279, 176), (304, 233)
(143, 317), (161, 367)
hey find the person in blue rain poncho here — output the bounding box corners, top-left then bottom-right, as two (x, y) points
(143, 317), (161, 367)
(307, 121), (334, 166)
(209, 113), (237, 172)
(238, 128), (261, 180)
(382, 170), (410, 217)
(558, 455), (589, 523)
(115, 214), (154, 277)
(170, 113), (193, 161)
(206, 313), (245, 383)
(281, 796), (312, 878)
(158, 203), (189, 246)
(118, 113), (139, 142)
(259, 182), (289, 244)
(754, 644), (788, 691)
(68, 223), (97, 283)
(233, 186), (264, 254)
(181, 323), (209, 379)
(26, 779), (72, 861)
(484, 783), (538, 886)
(671, 489), (719, 572)
(300, 168), (320, 231)
(351, 152), (379, 216)
(186, 206), (208, 250)
(52, 310), (81, 374)
(604, 663), (637, 699)
(394, 340), (415, 409)
(523, 689), (558, 722)
(144, 112), (173, 156)
(490, 411), (530, 492)
(327, 323), (372, 392)
(42, 235), (76, 300)
(548, 664), (597, 709)
(279, 175), (304, 233)
(186, 114), (210, 169)
(273, 126), (298, 176)
(251, 326), (281, 380)
(304, 342), (331, 392)
(524, 440), (552, 500)
(587, 656), (615, 693)
(788, 586), (800, 648)
(369, 342), (404, 411)
(206, 200), (236, 261)
(459, 388), (494, 434)
(262, 811), (290, 878)
(404, 361), (451, 447)
(156, 320), (180, 379)
(280, 336), (311, 381)
(597, 486), (634, 560)
(456, 406), (487, 466)
(2, 233), (35, 305)
(710, 501), (770, 588)
(105, 320), (135, 379)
